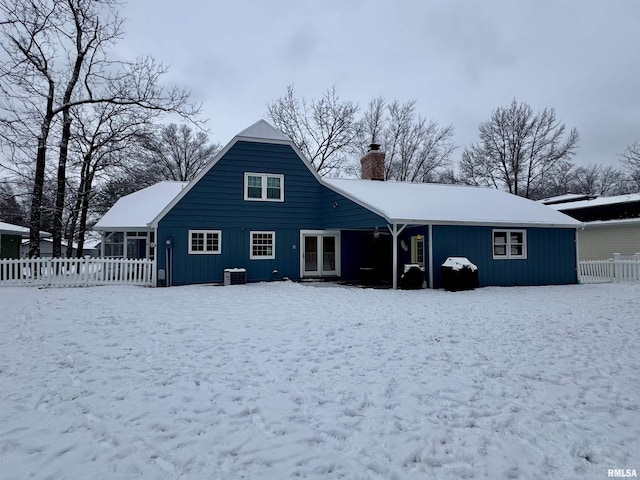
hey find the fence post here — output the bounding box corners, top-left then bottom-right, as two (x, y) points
(635, 253), (640, 281)
(613, 253), (621, 282)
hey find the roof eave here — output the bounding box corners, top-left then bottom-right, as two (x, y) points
(93, 225), (153, 232)
(387, 218), (583, 228)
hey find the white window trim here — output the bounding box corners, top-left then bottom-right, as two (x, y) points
(188, 229), (222, 255)
(299, 230), (341, 277)
(411, 235), (425, 267)
(492, 229), (527, 260)
(250, 231), (276, 260)
(244, 172), (284, 202)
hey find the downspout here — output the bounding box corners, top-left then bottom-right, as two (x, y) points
(428, 224), (434, 289)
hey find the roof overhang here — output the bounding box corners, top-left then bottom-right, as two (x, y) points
(386, 218), (583, 229)
(580, 218), (640, 228)
(93, 227), (154, 232)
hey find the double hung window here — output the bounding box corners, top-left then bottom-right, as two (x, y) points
(250, 231), (275, 259)
(493, 229), (527, 259)
(244, 173), (284, 201)
(189, 230), (221, 254)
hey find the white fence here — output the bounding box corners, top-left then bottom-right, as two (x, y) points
(579, 253), (640, 284)
(0, 257), (155, 287)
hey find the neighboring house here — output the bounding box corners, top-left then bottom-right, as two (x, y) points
(19, 238), (100, 258)
(96, 120), (581, 289)
(0, 221), (29, 259)
(544, 194), (640, 260)
(81, 232), (102, 257)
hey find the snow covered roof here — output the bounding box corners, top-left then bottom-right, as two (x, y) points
(97, 120), (579, 230)
(236, 119), (290, 142)
(324, 178), (581, 227)
(0, 221), (29, 236)
(538, 193), (598, 205)
(94, 181), (187, 230)
(547, 193), (640, 211)
(580, 217), (640, 227)
(82, 233), (102, 249)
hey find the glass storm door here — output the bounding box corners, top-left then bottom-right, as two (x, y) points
(304, 236), (319, 274)
(322, 236), (337, 274)
(301, 231), (340, 277)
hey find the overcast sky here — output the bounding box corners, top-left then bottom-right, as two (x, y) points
(118, 0), (640, 169)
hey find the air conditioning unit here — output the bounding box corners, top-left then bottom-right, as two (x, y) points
(224, 268), (246, 285)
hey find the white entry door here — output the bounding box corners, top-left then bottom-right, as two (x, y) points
(300, 230), (340, 277)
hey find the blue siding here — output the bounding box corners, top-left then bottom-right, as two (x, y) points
(157, 141), (384, 285)
(431, 225), (577, 288)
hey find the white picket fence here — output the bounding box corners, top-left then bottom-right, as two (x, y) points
(0, 257), (155, 287)
(579, 253), (640, 284)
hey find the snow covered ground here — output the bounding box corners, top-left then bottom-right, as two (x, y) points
(1, 282), (639, 479)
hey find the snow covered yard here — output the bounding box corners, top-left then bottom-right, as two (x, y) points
(0, 282), (639, 479)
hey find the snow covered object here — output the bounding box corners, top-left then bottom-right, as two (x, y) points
(441, 257), (479, 291)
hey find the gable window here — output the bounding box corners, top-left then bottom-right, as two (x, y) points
(493, 229), (527, 259)
(250, 231), (275, 259)
(189, 230), (221, 254)
(244, 173), (284, 201)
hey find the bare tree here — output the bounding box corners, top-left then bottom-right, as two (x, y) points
(358, 99), (455, 182)
(570, 164), (629, 196)
(268, 89), (455, 181)
(530, 160), (576, 199)
(459, 100), (579, 198)
(138, 124), (220, 182)
(0, 181), (28, 225)
(64, 101), (160, 257)
(0, 0), (200, 257)
(92, 123), (219, 220)
(267, 85), (360, 176)
(620, 141), (640, 191)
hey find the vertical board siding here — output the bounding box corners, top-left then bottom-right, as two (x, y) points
(158, 141), (384, 285)
(431, 225), (577, 288)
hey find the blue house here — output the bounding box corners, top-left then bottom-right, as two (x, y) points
(95, 120), (581, 289)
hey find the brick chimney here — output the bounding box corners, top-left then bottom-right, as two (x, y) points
(360, 143), (385, 180)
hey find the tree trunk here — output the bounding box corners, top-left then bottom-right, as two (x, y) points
(76, 174), (94, 258)
(53, 112), (73, 257)
(65, 176), (83, 258)
(29, 85), (55, 258)
(70, 153), (95, 258)
(28, 138), (48, 258)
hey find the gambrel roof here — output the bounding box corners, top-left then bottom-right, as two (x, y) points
(237, 119), (290, 142)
